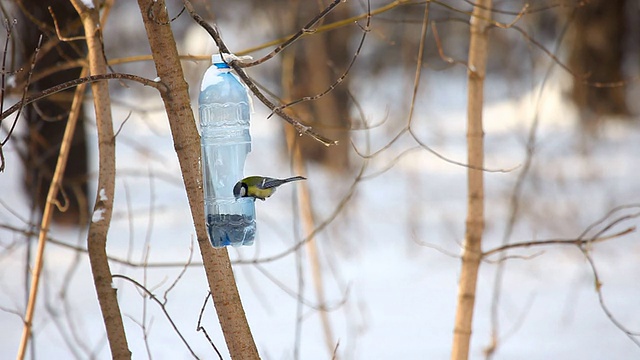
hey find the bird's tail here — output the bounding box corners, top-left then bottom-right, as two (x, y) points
(282, 176), (306, 183)
(263, 176), (306, 189)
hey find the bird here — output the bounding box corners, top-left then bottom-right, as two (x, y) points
(233, 176), (306, 201)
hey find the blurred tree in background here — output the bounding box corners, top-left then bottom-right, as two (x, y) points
(569, 0), (629, 123)
(286, 1), (353, 171)
(16, 0), (89, 225)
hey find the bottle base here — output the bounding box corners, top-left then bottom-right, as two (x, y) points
(206, 213), (256, 247)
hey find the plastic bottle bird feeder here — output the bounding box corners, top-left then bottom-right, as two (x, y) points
(198, 54), (256, 247)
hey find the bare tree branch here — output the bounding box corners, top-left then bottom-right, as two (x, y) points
(482, 227), (636, 258)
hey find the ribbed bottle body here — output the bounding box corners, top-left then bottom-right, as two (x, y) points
(199, 58), (256, 247)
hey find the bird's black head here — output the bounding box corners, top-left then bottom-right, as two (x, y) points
(233, 181), (248, 198)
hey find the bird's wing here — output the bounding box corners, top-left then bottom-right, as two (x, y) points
(259, 176), (305, 189)
(260, 178), (285, 189)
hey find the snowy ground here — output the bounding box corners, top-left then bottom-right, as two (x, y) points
(1, 64), (640, 360)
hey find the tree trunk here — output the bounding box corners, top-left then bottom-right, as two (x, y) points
(290, 1), (352, 172)
(569, 0), (628, 123)
(451, 2), (491, 359)
(139, 1), (260, 358)
(18, 0), (90, 225)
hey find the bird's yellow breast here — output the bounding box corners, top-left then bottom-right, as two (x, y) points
(250, 187), (276, 200)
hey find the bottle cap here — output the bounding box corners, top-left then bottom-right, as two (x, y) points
(211, 53), (229, 68)
(211, 53), (223, 63)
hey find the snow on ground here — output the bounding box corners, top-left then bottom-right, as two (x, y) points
(1, 68), (639, 360)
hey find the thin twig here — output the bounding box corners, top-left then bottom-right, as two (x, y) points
(432, 21), (469, 70)
(196, 292), (224, 360)
(111, 274), (201, 359)
(253, 262), (348, 312)
(582, 252), (640, 346)
(407, 1), (430, 128)
(163, 238), (194, 303)
(350, 125), (517, 173)
(48, 6), (85, 41)
(359, 146), (423, 181)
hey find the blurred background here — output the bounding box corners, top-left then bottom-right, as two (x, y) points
(1, 0), (639, 359)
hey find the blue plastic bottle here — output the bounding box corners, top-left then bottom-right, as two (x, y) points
(199, 54), (256, 247)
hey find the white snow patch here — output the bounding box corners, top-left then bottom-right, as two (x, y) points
(81, 0), (94, 9)
(221, 53), (253, 63)
(92, 208), (105, 223)
(98, 188), (108, 201)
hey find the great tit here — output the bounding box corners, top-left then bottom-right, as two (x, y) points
(233, 176), (306, 201)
